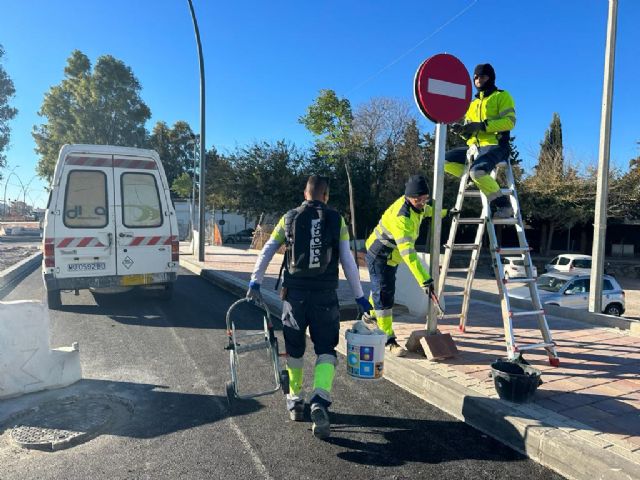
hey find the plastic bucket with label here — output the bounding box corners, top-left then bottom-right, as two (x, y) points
(345, 330), (386, 380)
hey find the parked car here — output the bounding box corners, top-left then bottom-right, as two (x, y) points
(224, 228), (255, 244)
(501, 256), (537, 279)
(509, 272), (625, 316)
(545, 254), (592, 274)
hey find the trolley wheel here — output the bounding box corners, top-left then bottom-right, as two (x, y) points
(225, 381), (236, 409)
(279, 369), (290, 395)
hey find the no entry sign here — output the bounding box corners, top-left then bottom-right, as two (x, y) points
(414, 53), (472, 124)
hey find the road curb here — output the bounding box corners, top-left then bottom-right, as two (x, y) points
(180, 255), (639, 480)
(0, 252), (42, 296)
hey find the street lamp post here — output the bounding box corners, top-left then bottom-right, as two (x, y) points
(187, 0), (207, 262)
(2, 166), (19, 219)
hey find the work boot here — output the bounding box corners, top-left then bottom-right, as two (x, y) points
(493, 205), (514, 219)
(386, 339), (408, 357)
(286, 394), (304, 422)
(310, 403), (330, 439)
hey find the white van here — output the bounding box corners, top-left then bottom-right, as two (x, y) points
(42, 144), (179, 308)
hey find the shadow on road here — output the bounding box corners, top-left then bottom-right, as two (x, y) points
(0, 378), (263, 442)
(324, 407), (528, 467)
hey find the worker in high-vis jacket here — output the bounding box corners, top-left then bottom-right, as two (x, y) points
(247, 175), (371, 440)
(365, 175), (443, 357)
(446, 63), (516, 219)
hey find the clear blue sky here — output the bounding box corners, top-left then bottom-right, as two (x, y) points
(1, 0), (639, 208)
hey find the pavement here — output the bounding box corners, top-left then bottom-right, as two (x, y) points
(180, 243), (640, 480)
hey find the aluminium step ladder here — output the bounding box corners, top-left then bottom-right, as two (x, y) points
(437, 146), (559, 366)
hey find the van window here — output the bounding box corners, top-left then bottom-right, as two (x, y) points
(603, 279), (614, 291)
(121, 173), (162, 228)
(63, 170), (108, 228)
(573, 259), (592, 268)
(558, 257), (571, 266)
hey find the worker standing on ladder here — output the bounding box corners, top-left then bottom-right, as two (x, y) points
(365, 175), (445, 357)
(446, 63), (516, 219)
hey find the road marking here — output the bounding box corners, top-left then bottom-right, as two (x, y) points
(427, 78), (467, 99)
(165, 323), (275, 480)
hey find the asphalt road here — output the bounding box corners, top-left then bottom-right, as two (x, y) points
(0, 268), (563, 480)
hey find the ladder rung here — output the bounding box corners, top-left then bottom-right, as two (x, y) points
(451, 243), (480, 250)
(492, 218), (519, 226)
(495, 247), (531, 254)
(447, 268), (470, 273)
(503, 277), (536, 284)
(235, 331), (267, 339)
(442, 291), (465, 296)
(516, 342), (555, 352)
(464, 190), (482, 197)
(235, 340), (270, 354)
(457, 218), (484, 225)
(440, 313), (461, 319)
(509, 309), (545, 318)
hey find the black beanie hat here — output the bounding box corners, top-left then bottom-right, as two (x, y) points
(405, 175), (430, 197)
(474, 63), (496, 82)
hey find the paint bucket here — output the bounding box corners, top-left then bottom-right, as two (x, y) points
(490, 359), (542, 403)
(345, 329), (387, 380)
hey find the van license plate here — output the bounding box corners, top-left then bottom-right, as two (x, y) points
(68, 262), (106, 272)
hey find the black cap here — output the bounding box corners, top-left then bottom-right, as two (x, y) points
(404, 175), (430, 197)
(474, 63), (496, 81)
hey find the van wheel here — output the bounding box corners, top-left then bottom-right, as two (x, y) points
(47, 289), (62, 309)
(604, 303), (622, 316)
(158, 283), (174, 301)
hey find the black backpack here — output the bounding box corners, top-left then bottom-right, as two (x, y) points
(284, 202), (333, 277)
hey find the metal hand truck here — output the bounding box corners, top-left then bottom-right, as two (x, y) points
(224, 297), (289, 408)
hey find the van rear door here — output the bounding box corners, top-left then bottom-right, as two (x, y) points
(112, 155), (173, 282)
(54, 154), (117, 277)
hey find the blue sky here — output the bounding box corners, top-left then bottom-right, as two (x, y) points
(1, 0), (639, 208)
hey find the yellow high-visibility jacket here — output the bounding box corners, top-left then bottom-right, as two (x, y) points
(465, 88), (516, 147)
(365, 196), (441, 285)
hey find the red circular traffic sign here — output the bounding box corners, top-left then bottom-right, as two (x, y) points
(414, 53), (472, 124)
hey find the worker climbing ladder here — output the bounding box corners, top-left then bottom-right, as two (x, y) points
(437, 146), (560, 366)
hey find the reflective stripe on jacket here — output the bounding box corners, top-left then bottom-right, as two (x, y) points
(365, 196), (431, 285)
(465, 89), (516, 147)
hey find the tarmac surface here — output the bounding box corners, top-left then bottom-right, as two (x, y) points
(0, 267), (562, 480)
(179, 243), (640, 480)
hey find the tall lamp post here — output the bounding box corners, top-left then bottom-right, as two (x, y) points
(187, 0), (207, 262)
(2, 166), (19, 219)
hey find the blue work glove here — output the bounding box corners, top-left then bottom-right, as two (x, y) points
(461, 122), (486, 135)
(356, 296), (372, 315)
(246, 281), (263, 303)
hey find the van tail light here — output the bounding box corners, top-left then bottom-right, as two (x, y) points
(44, 240), (55, 267)
(171, 237), (179, 261)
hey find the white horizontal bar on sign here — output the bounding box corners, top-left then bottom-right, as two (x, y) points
(427, 78), (467, 99)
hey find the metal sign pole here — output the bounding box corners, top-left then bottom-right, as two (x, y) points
(426, 122), (447, 334)
(590, 0), (617, 313)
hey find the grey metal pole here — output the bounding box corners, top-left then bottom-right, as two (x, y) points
(589, 0), (617, 314)
(187, 0), (206, 262)
(426, 123), (446, 333)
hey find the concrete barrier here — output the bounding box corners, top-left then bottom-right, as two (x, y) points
(0, 300), (81, 399)
(0, 252), (42, 292)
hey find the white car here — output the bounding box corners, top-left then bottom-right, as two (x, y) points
(509, 272), (625, 316)
(545, 254), (592, 274)
(501, 256), (537, 280)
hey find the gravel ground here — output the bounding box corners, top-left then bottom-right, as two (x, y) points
(0, 242), (41, 272)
